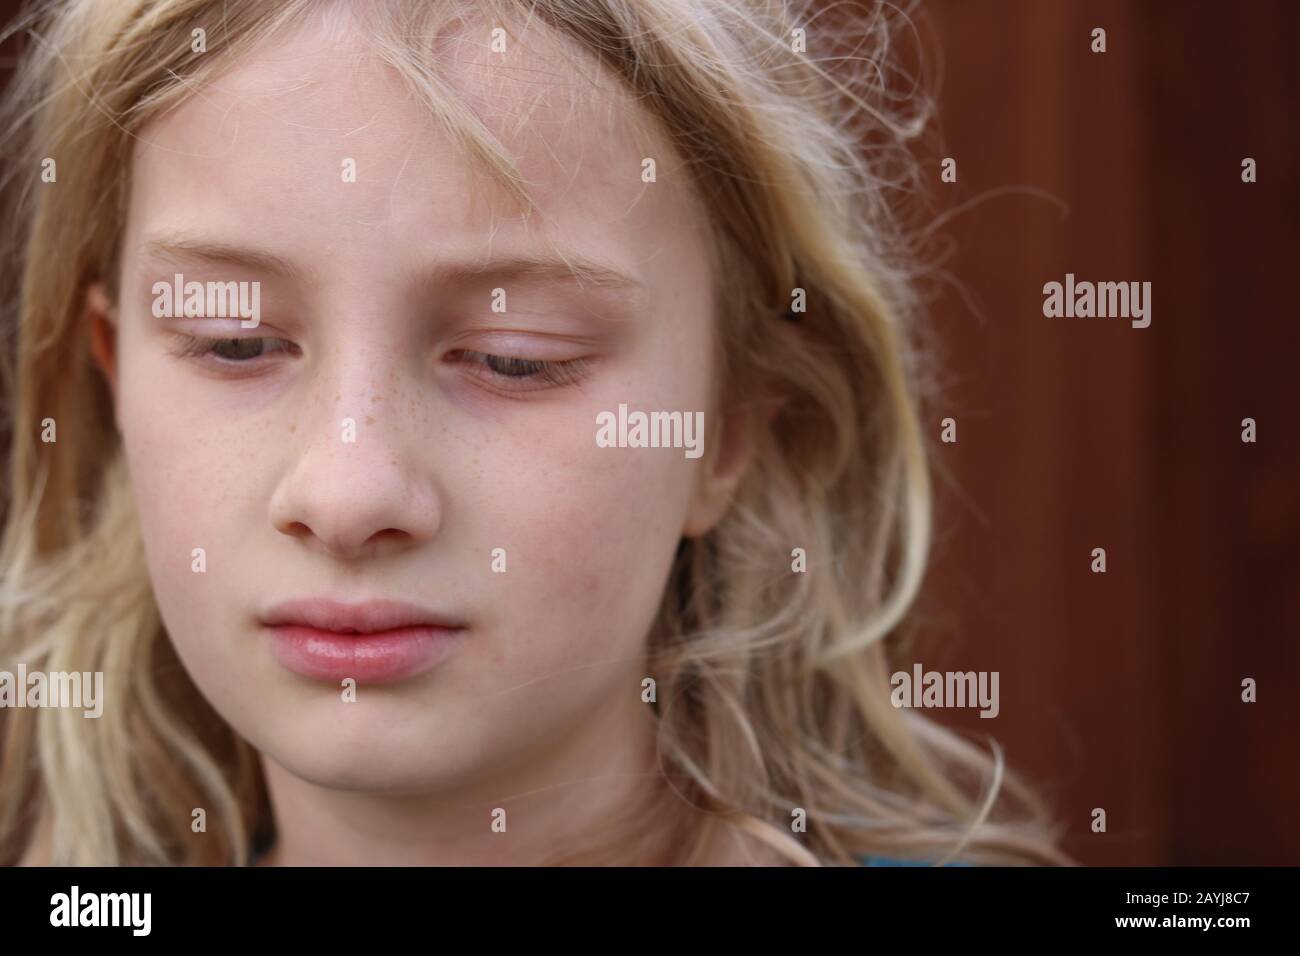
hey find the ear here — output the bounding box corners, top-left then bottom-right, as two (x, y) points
(85, 280), (119, 401)
(682, 390), (787, 539)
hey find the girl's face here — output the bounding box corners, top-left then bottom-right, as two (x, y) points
(92, 11), (750, 810)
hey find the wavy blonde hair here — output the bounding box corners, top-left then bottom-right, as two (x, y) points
(0, 0), (1072, 866)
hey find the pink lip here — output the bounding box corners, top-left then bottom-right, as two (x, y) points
(261, 599), (467, 684)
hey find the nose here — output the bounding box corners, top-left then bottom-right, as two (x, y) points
(269, 370), (443, 562)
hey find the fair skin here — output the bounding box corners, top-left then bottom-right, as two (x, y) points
(76, 7), (780, 865)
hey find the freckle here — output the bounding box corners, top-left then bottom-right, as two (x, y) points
(366, 415), (375, 425)
(288, 422), (297, 433)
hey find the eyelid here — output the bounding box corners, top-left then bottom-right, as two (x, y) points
(167, 332), (294, 363)
(166, 332), (592, 392)
(173, 314), (273, 328)
(447, 326), (601, 352)
(454, 349), (590, 391)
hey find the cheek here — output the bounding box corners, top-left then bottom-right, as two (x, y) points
(114, 359), (287, 757)
(114, 351), (259, 655)
(467, 411), (697, 665)
(451, 331), (715, 670)
(433, 413), (697, 765)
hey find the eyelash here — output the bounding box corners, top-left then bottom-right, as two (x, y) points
(170, 334), (295, 363)
(168, 335), (588, 390)
(455, 350), (588, 390)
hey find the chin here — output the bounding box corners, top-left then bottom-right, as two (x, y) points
(267, 740), (445, 792)
(257, 711), (486, 793)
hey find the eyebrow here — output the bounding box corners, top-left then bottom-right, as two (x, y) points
(140, 234), (646, 305)
(143, 235), (300, 279)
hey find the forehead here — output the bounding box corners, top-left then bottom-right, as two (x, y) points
(125, 4), (715, 293)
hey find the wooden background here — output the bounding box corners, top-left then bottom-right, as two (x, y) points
(911, 0), (1299, 864)
(2, 1), (1295, 865)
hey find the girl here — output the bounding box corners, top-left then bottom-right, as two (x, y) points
(0, 0), (1071, 866)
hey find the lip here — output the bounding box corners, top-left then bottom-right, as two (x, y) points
(261, 598), (468, 684)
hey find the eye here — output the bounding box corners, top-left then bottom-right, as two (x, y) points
(453, 350), (588, 391)
(170, 334), (296, 364)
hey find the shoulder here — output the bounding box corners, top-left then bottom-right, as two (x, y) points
(860, 855), (971, 867)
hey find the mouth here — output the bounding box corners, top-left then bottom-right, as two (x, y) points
(261, 598), (468, 684)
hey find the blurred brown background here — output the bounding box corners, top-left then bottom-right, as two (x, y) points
(2, 1), (1295, 865)
(909, 0), (1299, 865)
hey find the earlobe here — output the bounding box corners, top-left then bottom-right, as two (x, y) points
(85, 280), (119, 399)
(681, 402), (762, 539)
(683, 386), (791, 538)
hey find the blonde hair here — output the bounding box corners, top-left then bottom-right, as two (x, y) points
(0, 0), (1072, 866)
